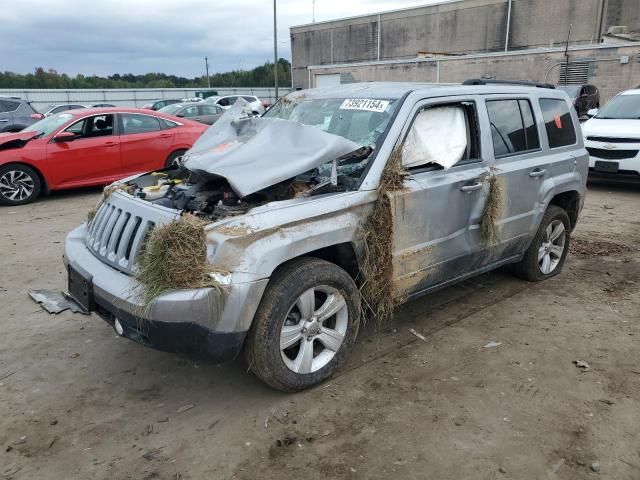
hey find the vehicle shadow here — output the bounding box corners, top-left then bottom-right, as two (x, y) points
(587, 177), (640, 192)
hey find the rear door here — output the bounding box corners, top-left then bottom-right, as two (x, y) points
(480, 97), (546, 260)
(46, 113), (121, 187)
(118, 112), (175, 174)
(0, 100), (16, 132)
(390, 96), (491, 297)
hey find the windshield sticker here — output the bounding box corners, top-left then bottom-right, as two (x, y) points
(340, 99), (390, 112)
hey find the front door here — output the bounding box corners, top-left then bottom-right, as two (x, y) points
(390, 97), (490, 297)
(0, 100), (16, 132)
(46, 113), (121, 187)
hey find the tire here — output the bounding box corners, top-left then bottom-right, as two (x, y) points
(164, 150), (187, 168)
(0, 164), (42, 206)
(244, 257), (361, 392)
(513, 205), (571, 282)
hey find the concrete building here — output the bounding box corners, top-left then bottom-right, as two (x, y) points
(290, 0), (640, 101)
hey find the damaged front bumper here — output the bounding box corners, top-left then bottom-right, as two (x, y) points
(63, 224), (268, 363)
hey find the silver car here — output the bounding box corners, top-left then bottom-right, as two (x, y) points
(203, 94), (266, 115)
(64, 82), (588, 391)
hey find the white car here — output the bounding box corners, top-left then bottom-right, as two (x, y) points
(203, 95), (266, 115)
(582, 88), (640, 180)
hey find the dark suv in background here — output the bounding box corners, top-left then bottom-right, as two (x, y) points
(557, 84), (599, 118)
(0, 97), (43, 133)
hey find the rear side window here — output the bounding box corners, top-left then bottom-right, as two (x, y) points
(539, 98), (577, 148)
(120, 113), (161, 134)
(486, 99), (540, 157)
(0, 100), (21, 112)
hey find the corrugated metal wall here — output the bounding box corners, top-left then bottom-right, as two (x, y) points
(0, 87), (291, 111)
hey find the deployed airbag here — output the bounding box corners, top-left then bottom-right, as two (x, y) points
(183, 99), (363, 197)
(401, 106), (468, 169)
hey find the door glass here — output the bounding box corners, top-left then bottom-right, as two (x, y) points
(120, 114), (161, 134)
(183, 106), (199, 117)
(402, 103), (479, 169)
(539, 98), (577, 148)
(199, 105), (219, 115)
(65, 115), (114, 138)
(486, 99), (539, 157)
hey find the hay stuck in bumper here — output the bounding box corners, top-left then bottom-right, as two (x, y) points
(135, 214), (226, 305)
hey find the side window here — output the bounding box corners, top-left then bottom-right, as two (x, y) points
(183, 106), (199, 117)
(199, 105), (219, 115)
(0, 100), (20, 112)
(402, 102), (480, 170)
(160, 118), (179, 129)
(486, 99), (540, 157)
(217, 97), (230, 107)
(120, 114), (161, 135)
(539, 98), (577, 148)
(242, 96), (257, 102)
(65, 115), (114, 138)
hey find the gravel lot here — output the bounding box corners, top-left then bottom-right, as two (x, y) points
(1, 180), (639, 480)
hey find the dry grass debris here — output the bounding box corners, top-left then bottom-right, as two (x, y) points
(359, 147), (407, 326)
(135, 213), (226, 305)
(480, 174), (504, 246)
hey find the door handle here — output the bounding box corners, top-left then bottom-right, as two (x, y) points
(158, 134), (171, 138)
(460, 182), (483, 192)
(194, 117), (201, 121)
(104, 142), (118, 147)
(0, 119), (8, 123)
(529, 169), (546, 178)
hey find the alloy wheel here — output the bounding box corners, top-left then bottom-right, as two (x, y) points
(538, 219), (566, 275)
(280, 285), (349, 374)
(0, 170), (35, 202)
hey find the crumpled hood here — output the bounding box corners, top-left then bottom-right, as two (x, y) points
(582, 118), (640, 140)
(0, 130), (39, 150)
(183, 99), (363, 197)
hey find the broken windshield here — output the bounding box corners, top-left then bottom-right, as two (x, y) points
(264, 95), (398, 149)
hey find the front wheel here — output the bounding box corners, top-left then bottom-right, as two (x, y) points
(513, 205), (571, 281)
(164, 150), (187, 168)
(0, 164), (42, 206)
(244, 257), (361, 392)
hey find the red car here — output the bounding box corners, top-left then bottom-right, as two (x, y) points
(0, 108), (207, 205)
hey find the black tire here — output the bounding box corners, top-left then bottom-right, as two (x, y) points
(513, 205), (571, 282)
(0, 164), (42, 206)
(244, 257), (361, 392)
(164, 150), (187, 168)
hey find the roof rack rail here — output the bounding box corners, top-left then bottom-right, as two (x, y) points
(462, 79), (556, 89)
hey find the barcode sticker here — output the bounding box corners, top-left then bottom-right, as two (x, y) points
(340, 98), (390, 112)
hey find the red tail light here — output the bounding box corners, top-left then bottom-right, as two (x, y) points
(30, 113), (44, 120)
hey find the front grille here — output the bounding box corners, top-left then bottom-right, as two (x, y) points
(586, 147), (639, 160)
(586, 136), (640, 144)
(86, 192), (179, 275)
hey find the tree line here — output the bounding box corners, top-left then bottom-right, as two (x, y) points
(0, 59), (291, 89)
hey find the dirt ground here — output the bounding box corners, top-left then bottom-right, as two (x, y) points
(1, 180), (639, 480)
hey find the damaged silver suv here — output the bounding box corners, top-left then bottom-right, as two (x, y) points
(64, 81), (588, 391)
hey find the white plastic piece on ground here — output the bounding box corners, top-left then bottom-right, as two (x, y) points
(114, 318), (124, 336)
(401, 106), (468, 169)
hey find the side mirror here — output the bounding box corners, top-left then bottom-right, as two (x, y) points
(176, 112), (185, 118)
(586, 108), (598, 118)
(53, 131), (77, 142)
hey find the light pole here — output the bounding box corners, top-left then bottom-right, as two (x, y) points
(313, 0), (316, 23)
(273, 0), (279, 101)
(204, 56), (211, 88)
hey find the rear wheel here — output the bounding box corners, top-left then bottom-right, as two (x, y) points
(245, 257), (360, 392)
(513, 205), (571, 281)
(0, 164), (41, 205)
(164, 150), (187, 168)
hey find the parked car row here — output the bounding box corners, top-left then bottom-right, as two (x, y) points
(0, 107), (207, 205)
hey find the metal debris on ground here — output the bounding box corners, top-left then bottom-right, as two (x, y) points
(409, 328), (427, 342)
(573, 360), (591, 371)
(177, 404), (195, 414)
(29, 290), (88, 315)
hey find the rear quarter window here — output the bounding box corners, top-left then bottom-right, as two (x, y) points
(0, 100), (20, 112)
(539, 98), (577, 148)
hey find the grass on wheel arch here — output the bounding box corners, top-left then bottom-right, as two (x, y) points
(359, 147), (408, 328)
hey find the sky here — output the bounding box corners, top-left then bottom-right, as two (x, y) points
(0, 0), (443, 77)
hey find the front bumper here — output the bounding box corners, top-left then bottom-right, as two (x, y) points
(586, 141), (640, 179)
(64, 224), (269, 363)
